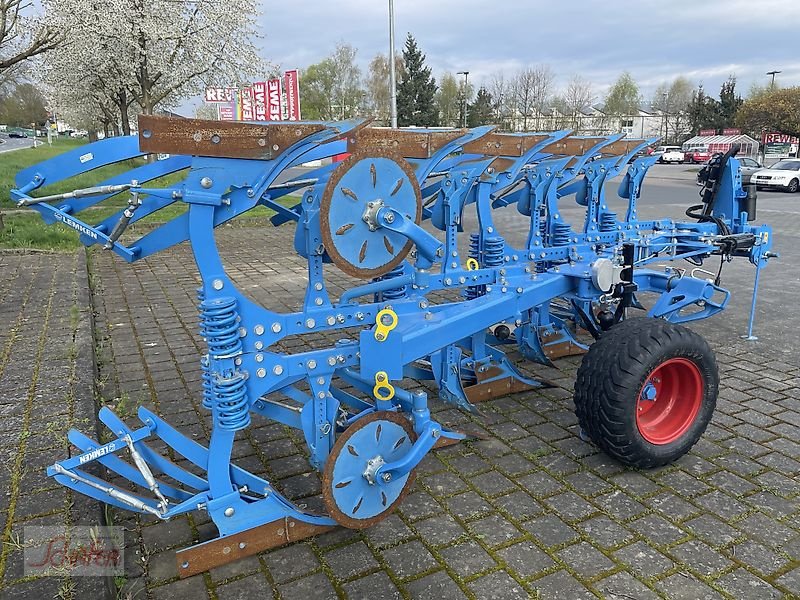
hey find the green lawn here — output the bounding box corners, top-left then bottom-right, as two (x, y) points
(1, 137), (298, 250)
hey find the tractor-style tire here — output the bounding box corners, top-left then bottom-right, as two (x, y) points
(574, 318), (718, 468)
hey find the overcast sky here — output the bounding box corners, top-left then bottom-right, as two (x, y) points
(255, 0), (797, 102)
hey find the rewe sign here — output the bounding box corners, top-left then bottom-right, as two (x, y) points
(763, 132), (800, 145)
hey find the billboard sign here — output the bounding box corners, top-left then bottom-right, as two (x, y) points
(267, 78), (283, 121)
(698, 129), (716, 137)
(284, 69), (301, 121)
(239, 86), (255, 121)
(722, 128), (741, 136)
(204, 87), (236, 103)
(252, 82), (268, 121)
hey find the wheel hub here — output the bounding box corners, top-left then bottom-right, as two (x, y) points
(636, 357), (703, 445)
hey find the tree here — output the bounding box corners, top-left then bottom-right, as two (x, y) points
(436, 72), (461, 127)
(652, 77), (693, 142)
(467, 87), (494, 127)
(396, 33), (437, 127)
(300, 43), (362, 121)
(43, 0), (264, 123)
(687, 84), (722, 134)
(605, 72), (641, 116)
(0, 0), (60, 77)
(0, 81), (47, 126)
(553, 75), (594, 129)
(737, 86), (800, 138)
(513, 65), (553, 131)
(719, 75), (742, 128)
(488, 73), (512, 130)
(300, 59), (337, 120)
(365, 52), (403, 124)
(194, 103), (219, 121)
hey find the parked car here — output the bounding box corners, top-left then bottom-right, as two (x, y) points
(8, 131), (28, 138)
(684, 147), (712, 164)
(696, 156), (764, 186)
(656, 146), (684, 164)
(752, 160), (800, 193)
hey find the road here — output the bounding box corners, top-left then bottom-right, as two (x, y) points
(0, 136), (37, 153)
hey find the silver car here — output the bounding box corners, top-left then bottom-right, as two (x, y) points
(696, 156), (763, 186)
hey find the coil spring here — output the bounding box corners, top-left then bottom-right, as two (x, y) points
(599, 211), (618, 232)
(381, 264), (407, 300)
(484, 236), (505, 267)
(199, 295), (249, 431)
(196, 288), (213, 410)
(551, 223), (572, 246)
(465, 233), (482, 300)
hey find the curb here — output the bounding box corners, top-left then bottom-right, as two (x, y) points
(70, 249), (115, 600)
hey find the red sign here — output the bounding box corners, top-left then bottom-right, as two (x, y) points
(763, 132), (799, 144)
(698, 129), (716, 137)
(218, 101), (236, 121)
(252, 82), (268, 121)
(284, 69), (301, 121)
(267, 78), (283, 121)
(204, 87), (235, 103)
(722, 128), (741, 136)
(239, 86), (255, 121)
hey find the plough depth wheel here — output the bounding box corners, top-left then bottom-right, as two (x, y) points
(573, 318), (718, 468)
(322, 411), (417, 529)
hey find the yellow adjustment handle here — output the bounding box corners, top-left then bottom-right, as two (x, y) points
(373, 371), (395, 401)
(374, 308), (398, 342)
(466, 258), (479, 271)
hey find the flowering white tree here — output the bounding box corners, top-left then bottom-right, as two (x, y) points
(0, 0), (60, 83)
(42, 0), (266, 132)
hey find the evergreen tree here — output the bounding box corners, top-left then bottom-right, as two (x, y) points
(396, 34), (438, 127)
(688, 85), (722, 133)
(719, 76), (743, 128)
(467, 87), (494, 127)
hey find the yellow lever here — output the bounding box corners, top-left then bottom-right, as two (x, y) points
(466, 258), (479, 271)
(373, 371), (395, 401)
(374, 308), (398, 342)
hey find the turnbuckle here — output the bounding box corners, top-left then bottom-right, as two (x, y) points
(104, 181), (142, 249)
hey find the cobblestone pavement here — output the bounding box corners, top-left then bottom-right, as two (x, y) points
(0, 253), (109, 599)
(2, 177), (800, 599)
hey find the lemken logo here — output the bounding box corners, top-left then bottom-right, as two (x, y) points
(79, 442), (115, 464)
(55, 213), (98, 240)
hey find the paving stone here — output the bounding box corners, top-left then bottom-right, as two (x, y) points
(151, 576), (210, 600)
(728, 540), (790, 576)
(364, 513), (414, 550)
(544, 490), (598, 522)
(575, 515), (635, 549)
(323, 540), (378, 580)
(412, 514), (466, 546)
(564, 470), (614, 496)
(403, 570), (465, 599)
(646, 491), (701, 521)
(468, 513), (524, 547)
(381, 540), (438, 579)
(655, 572), (724, 599)
(446, 453), (490, 476)
(492, 490), (544, 521)
(263, 543), (320, 583)
(716, 568), (781, 599)
(216, 573), (274, 600)
(593, 571), (660, 600)
(343, 571), (402, 600)
(523, 514), (580, 547)
(496, 541), (554, 578)
(693, 490), (749, 520)
(439, 540), (496, 578)
(278, 572), (337, 600)
(776, 566), (800, 596)
(556, 541), (615, 578)
(613, 541), (674, 578)
(670, 539), (732, 576)
(470, 470), (518, 497)
(398, 491), (442, 521)
(493, 453), (536, 476)
(683, 514), (739, 546)
(468, 570), (528, 600)
(657, 470), (711, 496)
(737, 513), (799, 549)
(422, 471), (468, 496)
(445, 491), (493, 520)
(517, 470), (563, 497)
(595, 490), (647, 520)
(706, 470), (758, 495)
(528, 570), (596, 599)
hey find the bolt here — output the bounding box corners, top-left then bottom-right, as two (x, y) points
(257, 368), (266, 378)
(200, 177), (213, 189)
(327, 356), (337, 366)
(327, 316), (336, 326)
(254, 324), (265, 335)
(418, 300), (428, 309)
(314, 282), (323, 291)
(238, 327), (247, 337)
(314, 297), (323, 306)
(255, 353), (264, 362)
(224, 507), (235, 517)
(247, 188), (255, 198)
(273, 365), (284, 375)
(255, 341), (264, 350)
(306, 318), (315, 329)
(212, 279), (224, 290)
(336, 314), (346, 323)
(384, 212), (395, 224)
(271, 322), (282, 333)
(356, 312), (365, 321)
(382, 472), (392, 483)
(307, 359), (317, 369)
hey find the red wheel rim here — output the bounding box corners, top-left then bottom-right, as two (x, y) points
(636, 357), (703, 445)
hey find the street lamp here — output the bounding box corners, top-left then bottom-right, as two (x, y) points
(457, 71), (469, 128)
(766, 70), (781, 87)
(388, 0), (398, 128)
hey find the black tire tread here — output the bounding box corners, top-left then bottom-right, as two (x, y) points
(574, 318), (718, 468)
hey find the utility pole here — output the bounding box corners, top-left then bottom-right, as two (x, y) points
(766, 70), (781, 87)
(457, 71), (469, 128)
(388, 0), (398, 128)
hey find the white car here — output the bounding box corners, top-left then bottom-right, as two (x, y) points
(656, 146), (684, 164)
(752, 159), (800, 193)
